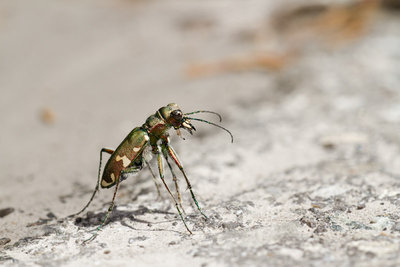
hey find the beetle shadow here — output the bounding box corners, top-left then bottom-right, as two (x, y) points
(73, 205), (175, 228)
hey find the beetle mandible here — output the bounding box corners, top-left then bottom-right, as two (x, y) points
(72, 103), (233, 241)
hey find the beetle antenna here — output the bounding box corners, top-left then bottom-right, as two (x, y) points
(186, 117), (233, 143)
(184, 111), (222, 122)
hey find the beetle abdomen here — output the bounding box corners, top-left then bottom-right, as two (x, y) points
(101, 128), (149, 188)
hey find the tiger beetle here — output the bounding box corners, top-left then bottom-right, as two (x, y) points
(71, 103), (233, 242)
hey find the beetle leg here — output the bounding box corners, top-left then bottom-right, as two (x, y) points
(84, 162), (146, 242)
(162, 147), (186, 215)
(164, 143), (207, 220)
(156, 145), (192, 234)
(71, 148), (114, 217)
(144, 159), (162, 198)
(83, 174), (121, 243)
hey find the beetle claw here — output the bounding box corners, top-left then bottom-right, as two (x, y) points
(176, 129), (186, 140)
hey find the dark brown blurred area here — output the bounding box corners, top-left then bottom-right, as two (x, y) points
(187, 0), (386, 77)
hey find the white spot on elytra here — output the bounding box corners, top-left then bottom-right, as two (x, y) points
(116, 155), (131, 167)
(133, 147), (141, 153)
(144, 135), (149, 141)
(101, 173), (115, 187)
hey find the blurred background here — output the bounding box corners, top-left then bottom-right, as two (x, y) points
(1, 0), (400, 264)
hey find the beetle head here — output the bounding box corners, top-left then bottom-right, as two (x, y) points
(158, 103), (234, 142)
(159, 103), (196, 134)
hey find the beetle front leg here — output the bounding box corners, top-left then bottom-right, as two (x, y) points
(163, 143), (207, 219)
(162, 147), (186, 215)
(156, 145), (192, 234)
(71, 148), (115, 217)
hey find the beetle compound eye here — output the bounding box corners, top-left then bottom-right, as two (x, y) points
(171, 110), (183, 119)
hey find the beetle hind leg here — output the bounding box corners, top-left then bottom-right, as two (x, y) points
(70, 148), (114, 217)
(83, 164), (144, 242)
(83, 174), (121, 243)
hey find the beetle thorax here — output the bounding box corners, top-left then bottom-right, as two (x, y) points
(143, 114), (171, 142)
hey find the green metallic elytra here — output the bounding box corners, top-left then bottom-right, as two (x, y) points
(100, 127), (148, 188)
(71, 103), (233, 242)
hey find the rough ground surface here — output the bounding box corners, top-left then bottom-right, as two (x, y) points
(1, 0), (400, 266)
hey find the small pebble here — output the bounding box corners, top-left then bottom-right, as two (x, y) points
(0, 238), (11, 246)
(46, 212), (57, 219)
(128, 236), (147, 244)
(0, 208), (14, 218)
(40, 108), (56, 125)
(235, 210), (243, 216)
(357, 203), (366, 210)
